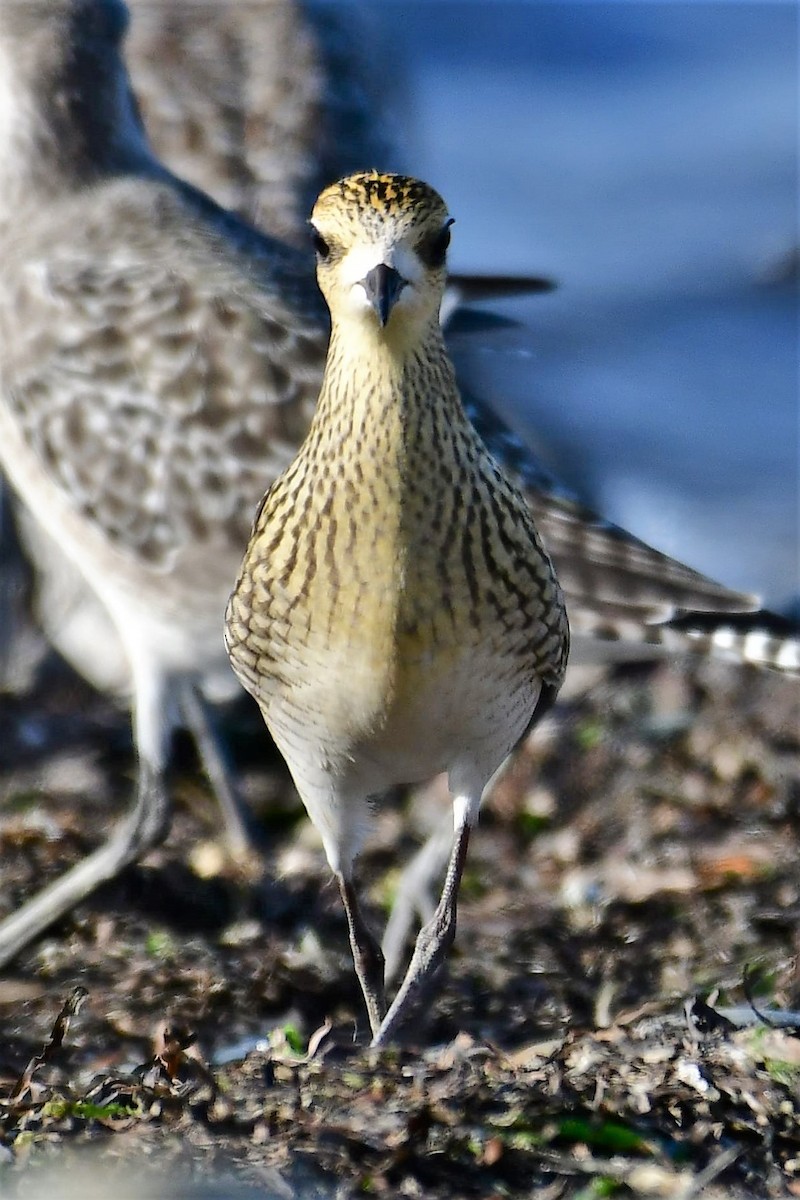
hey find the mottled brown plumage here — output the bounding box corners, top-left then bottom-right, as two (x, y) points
(0, 0), (329, 967)
(226, 172), (569, 1043)
(125, 0), (394, 247)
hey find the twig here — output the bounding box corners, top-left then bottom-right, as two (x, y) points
(6, 985), (88, 1105)
(679, 1144), (741, 1200)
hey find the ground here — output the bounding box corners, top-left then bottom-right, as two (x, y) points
(0, 625), (799, 1198)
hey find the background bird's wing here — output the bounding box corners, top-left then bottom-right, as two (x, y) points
(0, 179), (327, 579)
(126, 1), (400, 247)
(461, 389), (800, 673)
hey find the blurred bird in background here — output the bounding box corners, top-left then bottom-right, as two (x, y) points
(0, 0), (794, 987)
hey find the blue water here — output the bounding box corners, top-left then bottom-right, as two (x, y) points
(354, 2), (799, 609)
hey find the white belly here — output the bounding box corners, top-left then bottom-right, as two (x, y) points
(264, 640), (541, 874)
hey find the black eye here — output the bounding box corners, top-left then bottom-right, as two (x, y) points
(421, 218), (454, 268)
(311, 229), (330, 260)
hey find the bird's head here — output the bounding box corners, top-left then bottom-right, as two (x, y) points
(309, 171), (453, 342)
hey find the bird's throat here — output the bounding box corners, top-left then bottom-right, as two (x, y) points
(311, 320), (462, 470)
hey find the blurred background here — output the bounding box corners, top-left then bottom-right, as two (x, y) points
(352, 1), (798, 612)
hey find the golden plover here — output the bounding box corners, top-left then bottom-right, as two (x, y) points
(0, 0), (329, 964)
(226, 167), (798, 1039)
(224, 170), (571, 1043)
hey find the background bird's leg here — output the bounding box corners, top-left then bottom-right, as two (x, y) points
(337, 873), (386, 1037)
(0, 760), (171, 969)
(177, 681), (253, 859)
(0, 663), (173, 968)
(373, 816), (472, 1047)
(382, 813), (453, 985)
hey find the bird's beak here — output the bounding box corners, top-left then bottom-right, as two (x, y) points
(361, 264), (406, 327)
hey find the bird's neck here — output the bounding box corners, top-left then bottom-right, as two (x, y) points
(310, 318), (467, 463)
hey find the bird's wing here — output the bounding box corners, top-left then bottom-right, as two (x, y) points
(126, 1), (399, 246)
(0, 177), (327, 581)
(462, 391), (777, 638)
(528, 490), (758, 626)
(485, 418), (798, 671)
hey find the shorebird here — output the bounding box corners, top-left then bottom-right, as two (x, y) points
(0, 0), (786, 976)
(0, 0), (330, 964)
(226, 170), (751, 1043)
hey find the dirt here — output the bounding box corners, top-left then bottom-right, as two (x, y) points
(1, 624), (799, 1198)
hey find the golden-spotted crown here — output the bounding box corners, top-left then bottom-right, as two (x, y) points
(312, 171), (450, 241)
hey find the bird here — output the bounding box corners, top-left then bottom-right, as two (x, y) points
(220, 172), (555, 1042)
(0, 0), (330, 964)
(0, 0), (786, 979)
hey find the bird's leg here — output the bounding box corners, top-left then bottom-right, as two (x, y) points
(0, 759), (171, 969)
(372, 819), (472, 1047)
(336, 872), (386, 1037)
(381, 812), (453, 985)
(177, 681), (253, 860)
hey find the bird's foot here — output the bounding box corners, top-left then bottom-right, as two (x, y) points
(337, 873), (386, 1037)
(0, 761), (172, 969)
(371, 892), (456, 1047)
(372, 822), (471, 1047)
